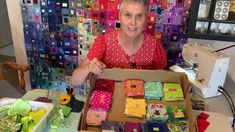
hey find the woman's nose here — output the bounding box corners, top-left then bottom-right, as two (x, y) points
(131, 17), (137, 25)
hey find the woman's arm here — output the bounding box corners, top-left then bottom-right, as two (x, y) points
(71, 58), (90, 86)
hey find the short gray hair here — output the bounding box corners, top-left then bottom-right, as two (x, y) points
(119, 0), (148, 11)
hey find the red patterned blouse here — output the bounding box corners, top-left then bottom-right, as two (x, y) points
(87, 30), (167, 69)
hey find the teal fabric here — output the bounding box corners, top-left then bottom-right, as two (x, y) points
(144, 81), (163, 99)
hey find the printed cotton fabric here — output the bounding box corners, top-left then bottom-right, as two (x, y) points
(90, 90), (112, 111)
(86, 108), (108, 126)
(124, 98), (146, 118)
(124, 80), (145, 97)
(144, 81), (163, 99)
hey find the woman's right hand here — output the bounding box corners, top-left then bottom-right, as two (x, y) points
(88, 57), (106, 74)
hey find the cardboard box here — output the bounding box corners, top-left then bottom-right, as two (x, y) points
(79, 68), (197, 132)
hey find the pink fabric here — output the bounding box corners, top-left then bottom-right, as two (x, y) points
(86, 108), (108, 126)
(90, 90), (112, 111)
(87, 30), (167, 69)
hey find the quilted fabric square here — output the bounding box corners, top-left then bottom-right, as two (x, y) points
(166, 105), (187, 123)
(146, 121), (168, 132)
(124, 80), (144, 97)
(90, 90), (112, 111)
(146, 103), (168, 121)
(124, 121), (142, 132)
(101, 120), (122, 132)
(94, 79), (115, 94)
(86, 108), (108, 126)
(144, 81), (163, 99)
(124, 98), (146, 118)
(163, 83), (184, 101)
(168, 122), (188, 132)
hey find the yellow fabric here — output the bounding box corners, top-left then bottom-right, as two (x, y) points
(29, 109), (46, 123)
(124, 98), (146, 118)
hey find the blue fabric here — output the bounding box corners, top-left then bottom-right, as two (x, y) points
(146, 121), (168, 132)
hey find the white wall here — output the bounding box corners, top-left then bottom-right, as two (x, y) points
(0, 0), (13, 50)
(188, 38), (235, 82)
(6, 0), (31, 91)
(0, 45), (15, 56)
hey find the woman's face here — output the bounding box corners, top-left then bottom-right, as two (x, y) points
(119, 2), (147, 38)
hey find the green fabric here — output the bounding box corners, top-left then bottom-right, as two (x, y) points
(8, 99), (31, 116)
(166, 105), (187, 123)
(22, 89), (87, 132)
(61, 106), (72, 117)
(163, 83), (184, 101)
(21, 116), (35, 132)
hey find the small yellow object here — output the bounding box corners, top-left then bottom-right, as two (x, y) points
(29, 109), (46, 123)
(59, 94), (71, 105)
(59, 88), (75, 105)
(153, 127), (159, 131)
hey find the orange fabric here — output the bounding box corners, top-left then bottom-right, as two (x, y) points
(124, 80), (144, 97)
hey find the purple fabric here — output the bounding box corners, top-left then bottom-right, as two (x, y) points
(124, 121), (142, 132)
(101, 120), (122, 132)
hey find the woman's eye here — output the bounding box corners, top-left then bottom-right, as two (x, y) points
(124, 13), (131, 18)
(137, 14), (143, 19)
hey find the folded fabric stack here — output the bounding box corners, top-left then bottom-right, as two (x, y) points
(101, 120), (122, 132)
(86, 108), (108, 126)
(124, 98), (146, 118)
(167, 122), (188, 132)
(94, 79), (115, 95)
(89, 90), (112, 111)
(166, 105), (187, 123)
(145, 121), (168, 132)
(123, 121), (142, 132)
(124, 80), (145, 97)
(86, 90), (112, 126)
(163, 83), (184, 101)
(146, 103), (168, 121)
(144, 81), (163, 99)
(86, 79), (115, 126)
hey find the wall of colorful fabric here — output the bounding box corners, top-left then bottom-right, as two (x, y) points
(20, 0), (191, 92)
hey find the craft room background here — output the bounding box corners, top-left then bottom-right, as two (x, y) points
(3, 0), (192, 92)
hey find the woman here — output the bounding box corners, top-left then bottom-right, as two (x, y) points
(71, 0), (167, 86)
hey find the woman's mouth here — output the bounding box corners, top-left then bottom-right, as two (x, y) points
(128, 27), (137, 31)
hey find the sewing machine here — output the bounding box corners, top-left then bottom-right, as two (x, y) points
(170, 43), (230, 98)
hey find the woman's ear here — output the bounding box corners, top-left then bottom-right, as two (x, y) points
(115, 21), (121, 28)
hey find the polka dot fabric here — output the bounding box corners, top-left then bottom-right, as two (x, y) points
(89, 90), (112, 111)
(87, 30), (167, 69)
(86, 108), (108, 126)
